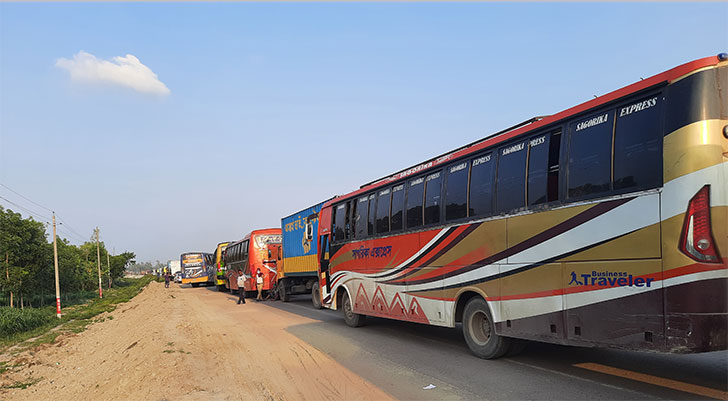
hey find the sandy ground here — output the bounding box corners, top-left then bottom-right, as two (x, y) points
(0, 282), (395, 401)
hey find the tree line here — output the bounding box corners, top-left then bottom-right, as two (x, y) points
(0, 206), (136, 308)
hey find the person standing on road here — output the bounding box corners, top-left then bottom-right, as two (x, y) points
(256, 268), (264, 301)
(236, 270), (247, 305)
(164, 271), (171, 288)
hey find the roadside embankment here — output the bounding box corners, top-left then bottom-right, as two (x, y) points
(0, 281), (394, 400)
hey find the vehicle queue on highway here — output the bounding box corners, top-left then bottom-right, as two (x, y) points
(179, 55), (727, 360)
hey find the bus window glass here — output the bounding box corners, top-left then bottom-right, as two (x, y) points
(376, 188), (391, 234)
(424, 171), (442, 225)
(614, 96), (662, 191)
(469, 153), (494, 217)
(354, 196), (369, 239)
(333, 203), (347, 242)
(446, 162), (469, 221)
(367, 194), (375, 235)
(406, 177), (425, 229)
(390, 184), (405, 231)
(344, 201), (352, 239)
(567, 110), (614, 199)
(496, 142), (527, 213)
(527, 134), (550, 206)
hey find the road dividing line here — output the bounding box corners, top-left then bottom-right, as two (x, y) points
(574, 362), (728, 400)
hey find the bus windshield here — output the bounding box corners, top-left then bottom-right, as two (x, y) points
(254, 234), (282, 249)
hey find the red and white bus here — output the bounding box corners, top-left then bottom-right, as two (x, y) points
(223, 229), (283, 296)
(316, 54), (728, 358)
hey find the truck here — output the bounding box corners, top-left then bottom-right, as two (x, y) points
(277, 200), (330, 307)
(167, 260), (181, 275)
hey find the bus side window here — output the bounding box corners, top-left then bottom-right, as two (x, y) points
(496, 141), (527, 213)
(445, 162), (469, 221)
(333, 203), (347, 242)
(406, 176), (425, 229)
(367, 194), (376, 236)
(424, 171), (442, 225)
(350, 198), (359, 239)
(527, 133), (558, 206)
(344, 201), (352, 239)
(390, 184), (405, 231)
(354, 195), (369, 239)
(375, 188), (391, 234)
(469, 153), (494, 217)
(567, 110), (614, 199)
(613, 95), (662, 191)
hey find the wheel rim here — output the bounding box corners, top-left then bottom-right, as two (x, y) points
(344, 297), (354, 320)
(468, 310), (491, 346)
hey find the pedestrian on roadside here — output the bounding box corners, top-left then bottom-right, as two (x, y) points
(164, 271), (171, 288)
(256, 268), (264, 301)
(236, 270), (247, 305)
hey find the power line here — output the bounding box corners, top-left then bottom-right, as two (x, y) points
(0, 183), (54, 213)
(0, 195), (51, 222)
(55, 216), (91, 242)
(0, 182), (92, 242)
(56, 225), (87, 244)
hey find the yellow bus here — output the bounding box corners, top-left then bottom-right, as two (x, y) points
(212, 241), (231, 291)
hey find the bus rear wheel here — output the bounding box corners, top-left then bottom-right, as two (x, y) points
(462, 297), (511, 359)
(342, 293), (366, 327)
(311, 283), (322, 309)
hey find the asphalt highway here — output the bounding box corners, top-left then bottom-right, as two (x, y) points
(259, 293), (728, 401)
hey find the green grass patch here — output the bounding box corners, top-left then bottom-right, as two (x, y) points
(0, 307), (55, 337)
(0, 275), (154, 349)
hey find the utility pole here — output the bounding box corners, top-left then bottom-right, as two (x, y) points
(52, 214), (62, 318)
(95, 227), (102, 299)
(106, 251), (111, 289)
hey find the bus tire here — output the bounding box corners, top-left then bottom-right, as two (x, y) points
(311, 283), (322, 309)
(462, 297), (510, 359)
(279, 284), (290, 302)
(342, 292), (366, 327)
(191, 283), (200, 288)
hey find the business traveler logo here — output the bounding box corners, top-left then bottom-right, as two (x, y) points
(569, 271), (654, 288)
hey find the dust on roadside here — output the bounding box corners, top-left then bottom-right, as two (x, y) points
(0, 282), (394, 401)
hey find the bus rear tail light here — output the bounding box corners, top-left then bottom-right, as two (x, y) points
(678, 185), (721, 263)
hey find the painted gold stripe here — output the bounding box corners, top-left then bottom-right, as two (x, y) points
(663, 119), (728, 183)
(574, 362), (728, 400)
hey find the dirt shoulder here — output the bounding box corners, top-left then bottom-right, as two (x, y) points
(0, 282), (394, 401)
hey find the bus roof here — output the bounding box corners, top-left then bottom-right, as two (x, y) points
(228, 228), (282, 247)
(323, 54), (723, 209)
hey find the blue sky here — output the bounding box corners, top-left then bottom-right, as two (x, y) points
(1, 2), (726, 262)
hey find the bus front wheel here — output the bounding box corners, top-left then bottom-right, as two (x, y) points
(342, 293), (366, 327)
(311, 283), (322, 309)
(462, 297), (511, 359)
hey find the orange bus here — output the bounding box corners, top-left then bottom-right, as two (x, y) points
(223, 229), (283, 296)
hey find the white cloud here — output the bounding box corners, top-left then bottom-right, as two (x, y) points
(56, 51), (170, 96)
